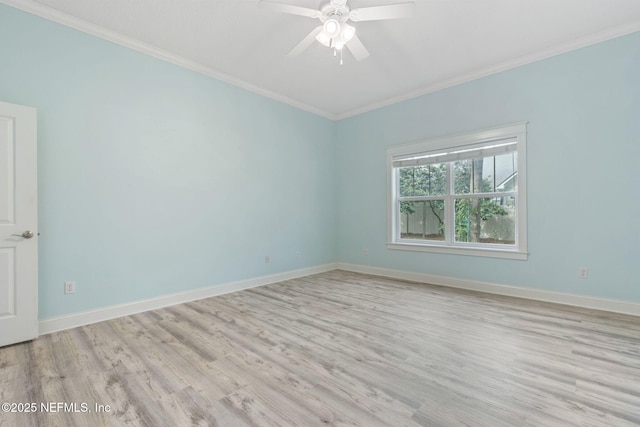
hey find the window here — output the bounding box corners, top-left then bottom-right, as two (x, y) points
(387, 123), (527, 259)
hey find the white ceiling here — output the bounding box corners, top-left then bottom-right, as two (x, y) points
(4, 0), (640, 119)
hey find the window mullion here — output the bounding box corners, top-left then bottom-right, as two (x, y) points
(453, 191), (517, 200)
(445, 162), (454, 244)
(395, 168), (402, 241)
(398, 196), (446, 202)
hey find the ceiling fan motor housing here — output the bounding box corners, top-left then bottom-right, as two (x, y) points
(319, 1), (350, 24)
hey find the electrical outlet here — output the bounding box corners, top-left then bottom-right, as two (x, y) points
(64, 281), (75, 294)
(363, 248), (369, 256)
(265, 255), (270, 263)
(578, 268), (588, 279)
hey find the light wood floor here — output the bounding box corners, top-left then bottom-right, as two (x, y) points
(1, 270), (640, 426)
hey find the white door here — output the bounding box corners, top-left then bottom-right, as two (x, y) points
(0, 101), (38, 347)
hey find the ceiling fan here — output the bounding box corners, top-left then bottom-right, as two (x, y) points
(258, 0), (416, 64)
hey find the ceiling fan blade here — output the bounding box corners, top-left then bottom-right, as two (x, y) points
(349, 2), (416, 22)
(346, 34), (370, 61)
(258, 1), (321, 18)
(288, 26), (323, 56)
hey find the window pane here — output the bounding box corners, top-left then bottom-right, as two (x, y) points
(399, 164), (446, 197)
(453, 159), (472, 194)
(399, 200), (445, 240)
(454, 197), (516, 244)
(453, 153), (518, 194)
(494, 152), (517, 192)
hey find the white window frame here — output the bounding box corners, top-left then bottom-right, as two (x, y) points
(387, 123), (528, 260)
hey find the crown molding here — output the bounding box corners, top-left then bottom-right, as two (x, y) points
(0, 0), (338, 120)
(336, 23), (640, 120)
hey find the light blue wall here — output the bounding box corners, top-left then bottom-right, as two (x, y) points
(336, 32), (640, 302)
(0, 5), (337, 319)
(2, 4), (639, 320)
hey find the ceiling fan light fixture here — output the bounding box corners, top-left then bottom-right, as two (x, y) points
(315, 31), (331, 47)
(323, 18), (340, 37)
(341, 23), (355, 42)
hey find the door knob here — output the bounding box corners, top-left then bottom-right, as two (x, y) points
(12, 230), (34, 239)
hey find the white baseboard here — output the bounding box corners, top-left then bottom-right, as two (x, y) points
(336, 263), (640, 317)
(39, 263), (339, 335)
(40, 261), (639, 335)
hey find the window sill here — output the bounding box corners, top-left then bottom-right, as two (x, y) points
(387, 242), (528, 260)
